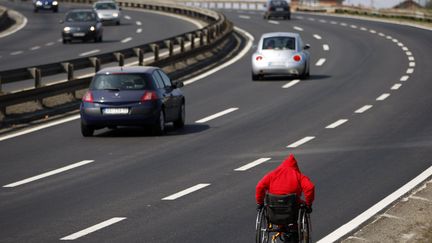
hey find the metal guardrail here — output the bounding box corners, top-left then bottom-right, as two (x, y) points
(0, 0), (233, 123)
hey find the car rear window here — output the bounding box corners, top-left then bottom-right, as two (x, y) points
(270, 0), (288, 7)
(91, 74), (152, 90)
(262, 37), (296, 50)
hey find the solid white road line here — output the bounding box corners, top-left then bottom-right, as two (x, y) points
(3, 160), (94, 188)
(121, 37), (132, 43)
(162, 184), (210, 200)
(60, 217), (126, 240)
(326, 119), (348, 129)
(184, 26), (254, 85)
(400, 75), (409, 81)
(355, 105), (373, 114)
(315, 58), (326, 66)
(234, 158), (271, 171)
(268, 20), (279, 25)
(376, 93), (390, 101)
(282, 79), (300, 89)
(287, 136), (315, 148)
(238, 15), (250, 19)
(0, 115), (80, 142)
(195, 108), (239, 123)
(293, 26), (303, 31)
(323, 44), (330, 51)
(313, 34), (322, 40)
(391, 84), (402, 90)
(317, 165), (432, 243)
(79, 49), (100, 57)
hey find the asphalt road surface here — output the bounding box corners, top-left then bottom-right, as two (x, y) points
(0, 5), (432, 243)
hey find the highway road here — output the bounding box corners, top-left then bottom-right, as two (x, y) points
(1, 3), (432, 243)
(0, 0), (199, 71)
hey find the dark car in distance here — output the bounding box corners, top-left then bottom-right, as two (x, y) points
(264, 0), (291, 20)
(61, 9), (103, 44)
(33, 0), (58, 12)
(80, 66), (185, 137)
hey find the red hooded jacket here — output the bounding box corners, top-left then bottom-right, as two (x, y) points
(255, 154), (315, 206)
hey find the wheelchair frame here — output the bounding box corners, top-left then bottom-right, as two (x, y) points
(255, 204), (311, 243)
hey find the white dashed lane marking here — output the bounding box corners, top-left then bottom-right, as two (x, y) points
(323, 44), (330, 51)
(268, 20), (279, 25)
(287, 136), (316, 148)
(121, 37), (132, 43)
(60, 217), (126, 240)
(10, 51), (23, 56)
(3, 160), (95, 188)
(391, 84), (402, 90)
(234, 158), (271, 171)
(313, 34), (322, 40)
(407, 68), (414, 74)
(315, 58), (326, 66)
(326, 119), (349, 129)
(400, 75), (409, 81)
(162, 184), (210, 200)
(294, 26), (303, 31)
(136, 21), (142, 26)
(136, 28), (142, 33)
(79, 49), (100, 57)
(124, 15), (131, 20)
(195, 108), (239, 123)
(355, 105), (373, 114)
(376, 93), (390, 101)
(30, 46), (40, 51)
(282, 79), (300, 89)
(45, 42), (55, 46)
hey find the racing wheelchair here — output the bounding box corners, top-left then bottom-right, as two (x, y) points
(256, 193), (311, 243)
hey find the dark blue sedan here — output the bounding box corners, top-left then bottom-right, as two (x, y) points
(80, 66), (185, 137)
(33, 0), (58, 12)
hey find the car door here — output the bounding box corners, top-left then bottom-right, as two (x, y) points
(152, 70), (176, 121)
(157, 70), (183, 121)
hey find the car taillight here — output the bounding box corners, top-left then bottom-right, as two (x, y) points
(82, 91), (94, 103)
(293, 55), (301, 62)
(141, 91), (158, 102)
(256, 56), (263, 61)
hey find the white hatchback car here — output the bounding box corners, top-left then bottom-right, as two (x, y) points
(251, 32), (310, 80)
(93, 0), (121, 25)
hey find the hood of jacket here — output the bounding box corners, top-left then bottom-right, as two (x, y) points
(276, 154), (300, 172)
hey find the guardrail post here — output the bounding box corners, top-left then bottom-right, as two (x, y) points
(135, 48), (144, 66)
(0, 76), (2, 95)
(180, 38), (185, 53)
(199, 31), (204, 46)
(62, 62), (74, 81)
(90, 57), (101, 73)
(190, 33), (195, 50)
(152, 44), (159, 62)
(206, 29), (211, 44)
(167, 40), (174, 57)
(30, 68), (42, 88)
(115, 53), (124, 66)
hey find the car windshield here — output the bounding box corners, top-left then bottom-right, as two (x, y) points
(94, 2), (117, 10)
(91, 74), (152, 90)
(270, 0), (288, 7)
(262, 37), (296, 50)
(66, 12), (97, 22)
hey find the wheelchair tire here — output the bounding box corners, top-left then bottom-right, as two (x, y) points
(298, 209), (311, 243)
(255, 209), (270, 243)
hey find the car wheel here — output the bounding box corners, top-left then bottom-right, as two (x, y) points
(173, 103), (185, 129)
(53, 8), (58, 13)
(116, 21), (120, 25)
(252, 72), (260, 81)
(98, 35), (103, 42)
(81, 122), (94, 137)
(153, 109), (166, 135)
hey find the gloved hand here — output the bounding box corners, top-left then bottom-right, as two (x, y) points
(305, 206), (312, 214)
(256, 204), (264, 211)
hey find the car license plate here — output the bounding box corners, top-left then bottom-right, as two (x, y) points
(269, 62), (285, 66)
(276, 8), (284, 11)
(43, 5), (51, 8)
(103, 108), (129, 115)
(73, 33), (85, 37)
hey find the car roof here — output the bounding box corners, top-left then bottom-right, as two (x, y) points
(68, 9), (95, 13)
(96, 66), (159, 75)
(260, 32), (300, 39)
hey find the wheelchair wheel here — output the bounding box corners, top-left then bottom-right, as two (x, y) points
(256, 208), (270, 243)
(298, 209), (311, 243)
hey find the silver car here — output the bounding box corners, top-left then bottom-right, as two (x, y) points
(251, 32), (310, 80)
(93, 0), (121, 25)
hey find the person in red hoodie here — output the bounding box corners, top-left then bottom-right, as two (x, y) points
(255, 154), (315, 211)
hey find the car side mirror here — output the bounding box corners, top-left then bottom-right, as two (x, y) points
(173, 80), (184, 88)
(304, 44), (310, 50)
